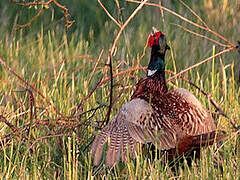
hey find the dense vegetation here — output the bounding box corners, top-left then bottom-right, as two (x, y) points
(0, 0), (239, 179)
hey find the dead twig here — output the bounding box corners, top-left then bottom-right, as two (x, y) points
(178, 0), (209, 29)
(127, 0), (236, 48)
(16, 7), (45, 31)
(0, 115), (18, 133)
(112, 84), (126, 106)
(11, 0), (75, 30)
(88, 50), (104, 85)
(25, 88), (36, 120)
(25, 88), (36, 137)
(167, 47), (234, 82)
(105, 53), (114, 125)
(171, 23), (229, 47)
(109, 0), (149, 57)
(53, 0), (75, 29)
(98, 66), (146, 88)
(101, 0), (149, 78)
(96, 0), (149, 126)
(133, 35), (149, 77)
(98, 0), (122, 28)
(0, 56), (63, 117)
(72, 74), (104, 117)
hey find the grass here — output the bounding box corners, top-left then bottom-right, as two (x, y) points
(0, 0), (240, 179)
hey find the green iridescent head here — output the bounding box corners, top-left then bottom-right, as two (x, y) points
(147, 27), (170, 77)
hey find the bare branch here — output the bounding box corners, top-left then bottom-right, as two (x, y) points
(11, 0), (75, 30)
(53, 0), (75, 29)
(16, 7), (45, 31)
(109, 0), (149, 57)
(72, 74), (104, 117)
(127, 0), (236, 48)
(0, 56), (64, 117)
(98, 0), (122, 28)
(105, 53), (114, 125)
(167, 47), (234, 82)
(178, 0), (209, 29)
(0, 115), (18, 133)
(171, 23), (230, 47)
(88, 50), (104, 85)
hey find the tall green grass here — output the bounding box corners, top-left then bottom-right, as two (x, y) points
(0, 0), (240, 179)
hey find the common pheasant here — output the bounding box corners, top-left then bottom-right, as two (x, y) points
(91, 27), (225, 166)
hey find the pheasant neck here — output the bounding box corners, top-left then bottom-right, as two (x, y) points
(146, 46), (168, 93)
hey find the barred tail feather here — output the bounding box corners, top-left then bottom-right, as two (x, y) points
(177, 130), (226, 155)
(191, 130), (226, 147)
(91, 128), (109, 165)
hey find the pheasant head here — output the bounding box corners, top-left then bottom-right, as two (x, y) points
(147, 27), (170, 77)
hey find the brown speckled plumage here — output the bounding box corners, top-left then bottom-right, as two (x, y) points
(90, 29), (224, 166)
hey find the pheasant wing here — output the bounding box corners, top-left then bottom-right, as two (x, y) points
(90, 98), (175, 166)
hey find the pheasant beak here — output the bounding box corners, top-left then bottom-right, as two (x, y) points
(152, 26), (158, 33)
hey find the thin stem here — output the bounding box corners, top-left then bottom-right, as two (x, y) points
(127, 0), (236, 48)
(171, 23), (230, 47)
(98, 0), (122, 28)
(167, 47), (234, 82)
(0, 56), (63, 117)
(178, 0), (209, 29)
(105, 54), (114, 125)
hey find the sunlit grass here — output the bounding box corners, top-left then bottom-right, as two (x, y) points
(0, 0), (240, 179)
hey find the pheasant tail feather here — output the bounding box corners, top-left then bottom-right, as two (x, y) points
(177, 130), (225, 155)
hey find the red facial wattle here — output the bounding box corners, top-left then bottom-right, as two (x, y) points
(147, 31), (165, 47)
